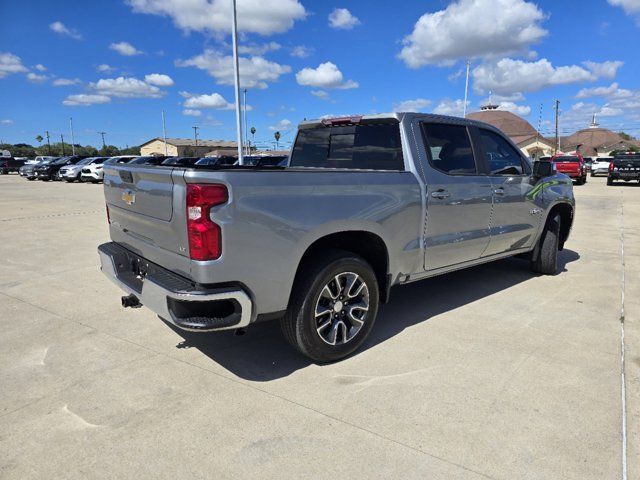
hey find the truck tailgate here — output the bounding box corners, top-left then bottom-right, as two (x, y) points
(104, 165), (189, 264)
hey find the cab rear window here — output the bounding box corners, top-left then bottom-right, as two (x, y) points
(290, 123), (404, 171)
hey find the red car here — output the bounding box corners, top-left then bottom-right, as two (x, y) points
(552, 154), (587, 185)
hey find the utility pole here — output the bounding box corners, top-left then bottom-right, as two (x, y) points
(45, 130), (51, 154)
(192, 125), (199, 148)
(463, 59), (470, 118)
(162, 110), (168, 155)
(60, 134), (66, 155)
(69, 117), (76, 155)
(99, 131), (106, 148)
(231, 0), (244, 165)
(554, 100), (560, 154)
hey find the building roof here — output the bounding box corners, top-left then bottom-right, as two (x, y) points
(562, 128), (639, 156)
(140, 137), (237, 148)
(466, 110), (538, 138)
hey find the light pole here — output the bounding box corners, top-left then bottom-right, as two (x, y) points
(231, 0), (244, 165)
(69, 117), (76, 155)
(162, 110), (168, 155)
(60, 134), (66, 155)
(243, 88), (249, 156)
(463, 59), (470, 118)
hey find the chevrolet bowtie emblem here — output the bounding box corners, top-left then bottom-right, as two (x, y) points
(122, 191), (136, 205)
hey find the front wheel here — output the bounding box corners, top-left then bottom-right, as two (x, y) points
(531, 213), (560, 275)
(281, 250), (379, 362)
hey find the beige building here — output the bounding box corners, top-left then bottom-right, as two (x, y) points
(139, 138), (237, 157)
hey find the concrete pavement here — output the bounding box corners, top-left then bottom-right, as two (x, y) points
(0, 174), (634, 479)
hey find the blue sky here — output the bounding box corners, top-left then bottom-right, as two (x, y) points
(1, 0), (639, 150)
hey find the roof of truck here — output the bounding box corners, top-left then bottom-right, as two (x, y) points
(299, 112), (490, 129)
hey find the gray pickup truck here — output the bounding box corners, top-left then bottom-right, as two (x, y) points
(98, 113), (575, 362)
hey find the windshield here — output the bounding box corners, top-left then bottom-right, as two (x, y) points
(77, 157), (94, 165)
(53, 157), (71, 165)
(554, 157), (580, 163)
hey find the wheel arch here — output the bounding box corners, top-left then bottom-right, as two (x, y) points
(291, 230), (391, 306)
(547, 202), (574, 250)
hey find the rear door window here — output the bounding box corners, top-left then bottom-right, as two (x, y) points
(421, 123), (477, 174)
(477, 129), (525, 175)
(290, 123), (404, 170)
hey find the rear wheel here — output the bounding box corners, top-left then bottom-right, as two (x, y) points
(281, 250), (379, 362)
(607, 177), (614, 186)
(531, 213), (561, 275)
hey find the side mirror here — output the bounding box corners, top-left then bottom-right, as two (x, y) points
(533, 160), (555, 178)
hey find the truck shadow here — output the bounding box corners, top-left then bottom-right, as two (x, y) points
(169, 249), (579, 382)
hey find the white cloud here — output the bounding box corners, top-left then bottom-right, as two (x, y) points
(269, 119), (293, 131)
(311, 90), (329, 100)
(393, 98), (431, 112)
(296, 62), (358, 89)
(144, 73), (174, 86)
(0, 52), (28, 78)
(1, 119), (13, 125)
(182, 109), (202, 117)
(177, 50), (290, 89)
(126, 0), (306, 35)
(26, 72), (47, 83)
(238, 41), (281, 56)
(34, 64), (47, 72)
(53, 78), (82, 86)
(399, 0), (547, 67)
(433, 99), (467, 116)
(91, 77), (163, 98)
(63, 94), (111, 106)
(110, 42), (143, 56)
(575, 82), (627, 99)
(472, 58), (620, 95)
(328, 8), (360, 29)
(608, 0), (640, 16)
(291, 45), (312, 58)
(494, 101), (531, 116)
(49, 21), (82, 40)
(182, 92), (234, 110)
(97, 64), (115, 73)
(582, 60), (623, 79)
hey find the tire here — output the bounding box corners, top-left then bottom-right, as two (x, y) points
(590, 172), (595, 177)
(281, 249), (379, 362)
(531, 213), (560, 275)
(607, 177), (613, 186)
(583, 175), (587, 184)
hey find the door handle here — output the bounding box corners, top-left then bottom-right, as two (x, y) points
(493, 188), (505, 196)
(431, 189), (450, 199)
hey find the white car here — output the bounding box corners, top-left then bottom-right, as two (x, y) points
(60, 157), (107, 182)
(591, 157), (613, 176)
(81, 155), (137, 182)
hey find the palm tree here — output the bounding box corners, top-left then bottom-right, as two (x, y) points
(35, 135), (43, 145)
(250, 127), (256, 151)
(274, 131), (281, 150)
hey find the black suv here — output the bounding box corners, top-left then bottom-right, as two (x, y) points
(34, 156), (86, 181)
(0, 157), (27, 174)
(607, 153), (640, 185)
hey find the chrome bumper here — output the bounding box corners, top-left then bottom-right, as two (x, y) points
(98, 242), (253, 332)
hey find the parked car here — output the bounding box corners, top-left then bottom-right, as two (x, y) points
(195, 156), (237, 167)
(552, 154), (587, 185)
(33, 156), (85, 181)
(21, 158), (56, 179)
(127, 156), (169, 165)
(161, 157), (201, 166)
(0, 157), (27, 174)
(98, 113), (575, 362)
(582, 157), (593, 172)
(60, 157), (109, 182)
(591, 157), (614, 176)
(28, 156), (55, 165)
(607, 153), (640, 185)
(81, 156), (137, 182)
(236, 155), (289, 167)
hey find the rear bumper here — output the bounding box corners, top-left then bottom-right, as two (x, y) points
(98, 242), (253, 332)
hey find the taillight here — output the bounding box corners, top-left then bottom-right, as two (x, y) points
(186, 184), (228, 261)
(609, 161), (615, 172)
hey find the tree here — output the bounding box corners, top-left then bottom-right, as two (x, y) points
(618, 131), (636, 141)
(35, 135), (43, 145)
(274, 131), (281, 150)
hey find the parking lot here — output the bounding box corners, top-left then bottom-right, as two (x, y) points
(0, 174), (638, 479)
